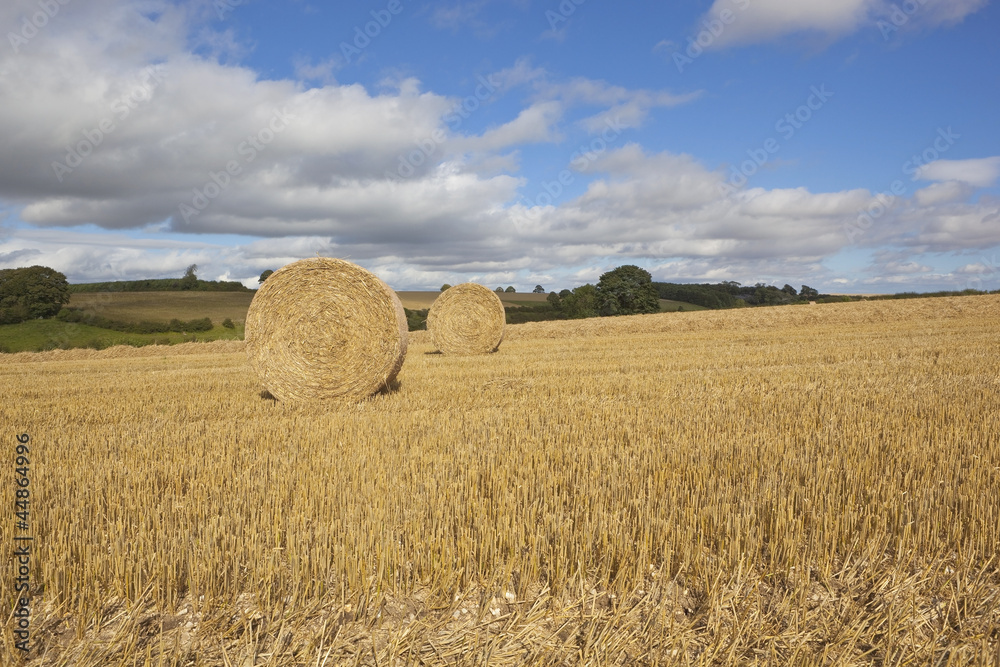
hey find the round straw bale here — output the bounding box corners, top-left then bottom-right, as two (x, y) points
(244, 257), (408, 401)
(428, 282), (505, 355)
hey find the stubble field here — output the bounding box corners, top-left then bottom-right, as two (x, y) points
(1, 295), (999, 665)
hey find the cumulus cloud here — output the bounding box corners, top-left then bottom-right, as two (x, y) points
(1, 0), (997, 292)
(0, 3), (698, 246)
(509, 144), (868, 265)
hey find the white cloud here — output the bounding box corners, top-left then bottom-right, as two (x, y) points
(292, 56), (340, 84)
(697, 0), (988, 49)
(452, 102), (564, 154)
(541, 78), (701, 130)
(913, 180), (974, 206)
(1, 1), (997, 293)
(429, 1), (488, 30)
(917, 157), (1000, 187)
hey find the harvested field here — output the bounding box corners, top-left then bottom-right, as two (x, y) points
(1, 295), (999, 665)
(68, 291), (255, 324)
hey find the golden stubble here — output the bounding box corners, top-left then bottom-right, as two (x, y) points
(1, 295), (998, 665)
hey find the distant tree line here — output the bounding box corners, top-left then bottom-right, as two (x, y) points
(542, 265), (662, 319)
(651, 281), (821, 309)
(7, 263), (995, 339)
(56, 308), (214, 334)
(71, 266), (251, 293)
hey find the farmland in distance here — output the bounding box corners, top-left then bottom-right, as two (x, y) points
(1, 295), (998, 665)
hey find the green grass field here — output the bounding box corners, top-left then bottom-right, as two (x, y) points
(0, 318), (243, 353)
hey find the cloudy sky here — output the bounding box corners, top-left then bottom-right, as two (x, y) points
(1, 0), (998, 292)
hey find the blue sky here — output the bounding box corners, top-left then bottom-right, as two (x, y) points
(1, 0), (998, 293)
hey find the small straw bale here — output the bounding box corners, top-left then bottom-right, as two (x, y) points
(244, 257), (408, 401)
(428, 282), (505, 355)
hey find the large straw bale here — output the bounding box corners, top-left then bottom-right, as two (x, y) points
(244, 257), (407, 401)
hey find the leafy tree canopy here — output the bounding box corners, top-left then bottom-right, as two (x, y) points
(0, 265), (71, 324)
(595, 265), (660, 316)
(560, 284), (598, 319)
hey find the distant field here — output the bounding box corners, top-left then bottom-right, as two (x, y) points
(70, 290), (553, 317)
(396, 291), (705, 312)
(0, 291), (255, 352)
(395, 291), (551, 309)
(70, 290), (705, 318)
(0, 290), (706, 352)
(70, 291), (255, 323)
(0, 318), (243, 353)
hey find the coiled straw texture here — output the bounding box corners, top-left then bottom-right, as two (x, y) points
(428, 282), (505, 355)
(244, 257), (408, 401)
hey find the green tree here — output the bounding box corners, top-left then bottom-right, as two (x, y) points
(179, 264), (198, 290)
(546, 291), (561, 308)
(505, 286), (515, 293)
(800, 285), (819, 299)
(0, 265), (71, 324)
(495, 286), (504, 293)
(750, 284), (795, 306)
(719, 280), (742, 295)
(560, 284), (597, 319)
(558, 288), (571, 298)
(533, 284), (545, 293)
(595, 265), (660, 316)
(258, 269), (274, 284)
(441, 284), (452, 292)
(781, 284), (797, 296)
